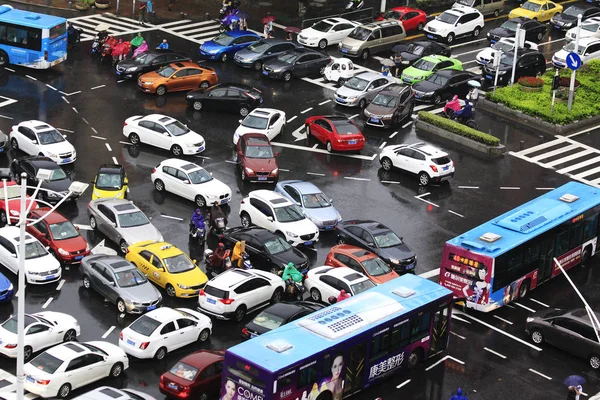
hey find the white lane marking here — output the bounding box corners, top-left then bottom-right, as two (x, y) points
(319, 100), (331, 105)
(312, 144), (319, 149)
(102, 325), (116, 339)
(46, 84), (57, 91)
(493, 315), (513, 325)
(402, 121), (413, 128)
(396, 379), (411, 389)
(25, 75), (37, 81)
(425, 355), (464, 371)
(450, 331), (466, 340)
(60, 90), (81, 96)
(566, 122), (600, 138)
(381, 180), (400, 184)
(119, 141), (133, 146)
(112, 156), (119, 164)
(57, 128), (74, 133)
(450, 38), (488, 48)
(91, 127), (98, 134)
(91, 84), (106, 90)
(72, 107), (78, 114)
(42, 297), (53, 309)
(418, 268), (440, 279)
(62, 96), (70, 104)
(484, 347), (507, 359)
(454, 48), (484, 57)
(117, 79), (126, 83)
(500, 186), (520, 190)
(56, 279), (65, 291)
(530, 298), (550, 308)
(158, 19), (193, 27)
(455, 310), (542, 351)
(225, 160), (237, 164)
(415, 192), (430, 199)
(529, 368), (552, 380)
(4, 67), (15, 72)
(458, 185), (479, 189)
(415, 196), (439, 207)
(513, 302), (536, 313)
(271, 141), (376, 161)
(307, 172), (326, 176)
(451, 315), (472, 324)
(344, 177), (370, 181)
(505, 304), (515, 309)
(349, 114), (360, 120)
(161, 214), (183, 221)
(301, 107), (313, 114)
(379, 142), (387, 149)
(105, 143), (112, 152)
(535, 187), (555, 190)
(287, 116), (298, 123)
(538, 37), (566, 46)
(74, 224), (92, 230)
(389, 131), (398, 138)
(448, 210), (465, 218)
(0, 115), (13, 120)
(82, 118), (89, 125)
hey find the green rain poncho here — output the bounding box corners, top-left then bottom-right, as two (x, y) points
(131, 33), (144, 47)
(281, 262), (303, 283)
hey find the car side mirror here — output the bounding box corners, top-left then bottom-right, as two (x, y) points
(329, 198), (334, 204)
(275, 152), (280, 157)
(62, 134), (67, 139)
(124, 178), (129, 184)
(267, 51), (272, 55)
(32, 140), (37, 144)
(10, 253), (16, 258)
(111, 222), (117, 227)
(192, 259), (197, 264)
(367, 242), (374, 247)
(75, 226), (79, 231)
(456, 23), (462, 26)
(45, 246), (50, 251)
(163, 132), (169, 136)
(238, 119), (242, 124)
(267, 216), (274, 222)
(183, 180), (190, 184)
(159, 267), (165, 272)
(108, 281), (116, 286)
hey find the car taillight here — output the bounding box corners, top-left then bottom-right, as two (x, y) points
(240, 199), (245, 204)
(123, 121), (128, 126)
(36, 379), (50, 386)
(119, 332), (123, 340)
(430, 165), (438, 173)
(199, 289), (205, 296)
(5, 344), (17, 349)
(451, 160), (454, 168)
(152, 168), (156, 173)
(219, 298), (234, 305)
(44, 51), (48, 61)
(160, 375), (165, 384)
(140, 342), (150, 350)
(181, 386), (190, 394)
(241, 327), (249, 336)
(244, 92), (257, 100)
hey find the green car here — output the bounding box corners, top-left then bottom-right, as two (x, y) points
(400, 55), (462, 85)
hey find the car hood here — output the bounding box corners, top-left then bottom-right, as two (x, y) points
(300, 27), (325, 39)
(412, 79), (442, 93)
(42, 178), (71, 193)
(53, 235), (88, 252)
(119, 224), (162, 246)
(119, 281), (161, 303)
(235, 47), (261, 60)
(42, 141), (75, 155)
(304, 206), (339, 224)
(477, 47), (495, 59)
(402, 65), (431, 79)
(278, 218), (318, 236)
(271, 247), (309, 270)
(176, 131), (205, 144)
(245, 319), (273, 336)
(489, 27), (514, 38)
(426, 19), (451, 32)
(4, 198), (37, 213)
(378, 243), (415, 261)
(139, 71), (162, 82)
(510, 8), (536, 18)
(193, 178), (230, 195)
(365, 103), (395, 115)
(117, 60), (141, 70)
(244, 156), (278, 172)
(400, 52), (420, 62)
(200, 40), (227, 52)
(340, 37), (365, 48)
(264, 59), (292, 70)
(553, 13), (576, 23)
(553, 49), (568, 60)
(336, 85), (365, 97)
(25, 253), (61, 273)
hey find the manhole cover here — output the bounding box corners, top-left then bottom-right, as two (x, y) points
(258, 1), (272, 5)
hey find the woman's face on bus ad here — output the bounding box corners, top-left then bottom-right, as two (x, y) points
(331, 356), (344, 380)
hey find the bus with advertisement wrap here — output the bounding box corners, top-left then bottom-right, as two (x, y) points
(439, 181), (600, 312)
(0, 5), (67, 69)
(219, 274), (452, 400)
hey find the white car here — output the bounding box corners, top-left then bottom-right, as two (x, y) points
(0, 226), (61, 284)
(552, 37), (600, 68)
(424, 7), (484, 44)
(305, 266), (375, 303)
(379, 142), (455, 186)
(119, 307), (211, 360)
(151, 158), (232, 208)
(72, 386), (157, 400)
(323, 57), (356, 85)
(566, 17), (600, 42)
(24, 341), (129, 399)
(10, 121), (76, 165)
(0, 312), (80, 361)
(198, 268), (285, 322)
(233, 108), (286, 145)
(298, 18), (360, 49)
(476, 37), (538, 65)
(123, 114), (206, 156)
(239, 190), (320, 247)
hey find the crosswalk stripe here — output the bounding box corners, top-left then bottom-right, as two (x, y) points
(545, 149), (594, 167)
(517, 138), (565, 156)
(191, 30), (221, 41)
(171, 20), (218, 32)
(92, 15), (145, 31)
(529, 144), (579, 161)
(180, 25), (222, 36)
(557, 155), (600, 174)
(573, 164), (600, 179)
(158, 19), (192, 28)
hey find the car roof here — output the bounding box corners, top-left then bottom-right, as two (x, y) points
(98, 164), (123, 174)
(248, 108), (281, 118)
(279, 180), (321, 194)
(443, 7), (477, 16)
(565, 308), (600, 325)
(379, 84), (410, 96)
(354, 71), (384, 81)
(142, 114), (179, 124)
(323, 266), (369, 282)
(179, 350), (224, 367)
(260, 302), (310, 319)
(226, 226), (278, 240)
(249, 190), (293, 206)
(409, 142), (450, 157)
(242, 133), (272, 145)
(321, 17), (349, 24)
(584, 16), (600, 23)
(422, 55), (451, 62)
(0, 226), (37, 243)
(207, 268), (260, 290)
(46, 342), (92, 360)
(577, 37), (600, 45)
(144, 307), (182, 323)
(72, 387), (132, 400)
(507, 17), (530, 24)
(18, 156), (60, 169)
(89, 255), (135, 272)
(222, 30), (260, 38)
(30, 207), (67, 224)
(286, 48), (326, 56)
(94, 199), (139, 214)
(434, 69), (472, 78)
(361, 19), (401, 28)
(211, 83), (258, 91)
(161, 158), (202, 171)
(332, 244), (376, 260)
(164, 61), (203, 70)
(132, 241), (183, 257)
(19, 120), (56, 132)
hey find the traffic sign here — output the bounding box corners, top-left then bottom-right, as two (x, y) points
(566, 52), (582, 70)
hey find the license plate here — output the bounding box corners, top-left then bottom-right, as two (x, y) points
(324, 226), (334, 230)
(262, 70), (268, 75)
(221, 198), (228, 204)
(127, 339), (135, 346)
(304, 241), (313, 246)
(116, 70), (121, 75)
(0, 340), (3, 344)
(168, 383), (178, 390)
(137, 81), (143, 87)
(0, 148), (4, 153)
(336, 97), (345, 103)
(196, 146), (205, 153)
(62, 158), (71, 163)
(369, 118), (380, 123)
(348, 140), (357, 144)
(250, 332), (258, 338)
(554, 25), (561, 29)
(403, 77), (412, 83)
(207, 298), (216, 304)
(74, 255), (83, 260)
(415, 93), (421, 98)
(490, 39), (496, 44)
(426, 34), (434, 39)
(147, 305), (157, 311)
(26, 376), (34, 383)
(443, 166), (449, 171)
(341, 49), (348, 53)
(260, 98), (263, 104)
(406, 264), (415, 270)
(480, 59), (488, 64)
(258, 176), (267, 181)
(485, 74), (492, 80)
(45, 275), (55, 281)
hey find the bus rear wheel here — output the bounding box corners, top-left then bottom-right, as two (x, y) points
(518, 279), (530, 299)
(0, 51), (8, 67)
(407, 347), (423, 369)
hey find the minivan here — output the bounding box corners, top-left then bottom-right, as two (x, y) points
(454, 0), (505, 16)
(338, 20), (407, 60)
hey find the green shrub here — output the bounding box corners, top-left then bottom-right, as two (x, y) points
(418, 111), (501, 146)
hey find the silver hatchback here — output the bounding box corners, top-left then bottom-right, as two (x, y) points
(334, 72), (394, 108)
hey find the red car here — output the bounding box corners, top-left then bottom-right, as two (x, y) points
(26, 208), (90, 264)
(377, 7), (427, 31)
(305, 116), (365, 153)
(325, 244), (399, 285)
(0, 180), (38, 225)
(236, 133), (279, 183)
(159, 350), (224, 400)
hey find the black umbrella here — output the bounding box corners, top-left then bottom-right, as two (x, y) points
(564, 375), (585, 387)
(392, 44), (408, 54)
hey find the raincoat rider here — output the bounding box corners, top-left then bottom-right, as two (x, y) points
(450, 388), (468, 400)
(336, 290), (350, 303)
(281, 262), (303, 283)
(453, 100), (473, 123)
(191, 208), (206, 230)
(231, 241), (247, 268)
(210, 202), (228, 229)
(444, 95), (461, 117)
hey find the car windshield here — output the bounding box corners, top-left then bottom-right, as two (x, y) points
(1, 316), (19, 333)
(277, 53), (299, 64)
(374, 231), (403, 248)
(499, 53), (515, 67)
(213, 33), (234, 46)
(19, 241), (47, 259)
(302, 193), (331, 208)
(344, 77), (369, 91)
(242, 115), (269, 130)
(165, 121), (190, 136)
(311, 21), (333, 32)
(37, 129), (65, 145)
(274, 205), (305, 222)
(96, 172), (122, 190)
(117, 211), (149, 228)
(4, 185), (20, 199)
(564, 42), (586, 55)
(169, 362), (199, 381)
(424, 73), (448, 86)
(372, 93), (398, 107)
(383, 10), (403, 19)
(348, 27), (371, 40)
(264, 237), (292, 254)
(492, 41), (515, 52)
(163, 254), (195, 273)
(521, 1), (541, 12)
(407, 43), (425, 55)
(247, 42), (270, 53)
(351, 279), (375, 295)
(437, 12), (459, 25)
(129, 315), (161, 336)
(48, 168), (67, 182)
(252, 311), (286, 330)
(188, 169), (213, 184)
(583, 22), (600, 32)
(246, 145), (274, 158)
(501, 20), (519, 31)
(49, 221), (79, 240)
(361, 257), (392, 276)
(412, 59), (436, 71)
(115, 269), (147, 287)
(133, 53), (149, 63)
(157, 65), (176, 77)
(564, 6), (585, 16)
(30, 352), (63, 375)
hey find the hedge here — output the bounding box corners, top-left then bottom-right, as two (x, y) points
(418, 111), (501, 146)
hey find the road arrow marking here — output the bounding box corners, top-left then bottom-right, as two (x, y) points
(292, 125), (308, 142)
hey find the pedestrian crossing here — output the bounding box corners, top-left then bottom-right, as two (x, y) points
(68, 13), (156, 41)
(510, 135), (600, 188)
(0, 368), (39, 399)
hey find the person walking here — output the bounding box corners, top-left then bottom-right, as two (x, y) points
(450, 388), (468, 400)
(138, 1), (147, 26)
(567, 385), (583, 400)
(146, 0), (153, 23)
(467, 86), (479, 109)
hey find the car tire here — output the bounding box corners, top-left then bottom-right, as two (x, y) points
(582, 245), (592, 264)
(199, 81), (210, 89)
(63, 329), (77, 342)
(240, 106), (250, 117)
(326, 141), (333, 152)
(417, 23), (424, 31)
(119, 240), (128, 254)
(590, 354), (600, 370)
(358, 98), (367, 108)
(57, 383), (71, 399)
(154, 179), (164, 192)
(195, 195), (206, 208)
(89, 216), (97, 230)
(193, 101), (203, 111)
(82, 275), (91, 289)
(433, 94), (442, 105)
(234, 306), (247, 322)
(519, 280), (530, 298)
(537, 31), (543, 41)
(10, 138), (18, 151)
(381, 157), (393, 171)
(336, 236), (345, 245)
(110, 362), (124, 377)
(531, 329), (544, 344)
(473, 26), (481, 37)
(418, 172), (430, 186)
(117, 298), (126, 313)
(407, 348), (423, 369)
(360, 49), (369, 60)
(493, 9), (499, 17)
(318, 39), (328, 49)
(24, 345), (33, 362)
(128, 133), (140, 145)
(240, 212), (251, 228)
(165, 283), (176, 298)
(446, 33), (455, 44)
(0, 212), (6, 226)
(220, 53), (228, 62)
(154, 347), (167, 360)
(310, 288), (322, 302)
(171, 144), (183, 156)
(271, 288), (283, 303)
(198, 328), (211, 342)
(156, 85), (167, 96)
(306, 125), (311, 137)
(283, 71), (292, 81)
(253, 61), (262, 71)
(0, 51), (8, 67)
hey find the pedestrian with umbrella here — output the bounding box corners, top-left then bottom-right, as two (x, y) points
(262, 14), (276, 38)
(380, 58), (395, 77)
(285, 26), (301, 41)
(237, 11), (249, 30)
(466, 80), (481, 109)
(138, 0), (148, 26)
(565, 376), (585, 400)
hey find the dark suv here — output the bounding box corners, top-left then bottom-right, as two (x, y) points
(363, 85), (414, 128)
(115, 50), (191, 80)
(186, 83), (263, 116)
(483, 49), (546, 86)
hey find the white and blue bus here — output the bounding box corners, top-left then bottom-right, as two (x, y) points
(220, 274), (453, 400)
(0, 5), (67, 69)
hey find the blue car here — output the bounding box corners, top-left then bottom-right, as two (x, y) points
(199, 30), (261, 62)
(0, 272), (13, 302)
(274, 180), (342, 231)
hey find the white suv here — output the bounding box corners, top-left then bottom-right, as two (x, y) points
(476, 37), (538, 66)
(552, 38), (600, 68)
(379, 142), (455, 186)
(305, 266), (375, 303)
(566, 17), (600, 42)
(239, 190), (320, 247)
(298, 17), (360, 49)
(198, 268), (285, 322)
(424, 7), (484, 44)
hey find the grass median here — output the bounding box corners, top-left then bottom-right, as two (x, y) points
(418, 111), (501, 146)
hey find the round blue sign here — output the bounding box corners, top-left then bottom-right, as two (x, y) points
(566, 52), (582, 70)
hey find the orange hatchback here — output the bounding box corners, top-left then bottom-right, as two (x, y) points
(137, 61), (218, 96)
(325, 244), (399, 285)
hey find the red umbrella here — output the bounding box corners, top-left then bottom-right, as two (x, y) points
(261, 15), (276, 24)
(284, 26), (301, 33)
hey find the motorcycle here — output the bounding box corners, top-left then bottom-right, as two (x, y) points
(210, 216), (227, 236)
(100, 36), (117, 62)
(111, 40), (131, 66)
(219, 10), (240, 32)
(219, 0), (241, 18)
(189, 222), (206, 246)
(204, 248), (232, 277)
(284, 279), (306, 301)
(345, 0), (364, 11)
(91, 31), (108, 56)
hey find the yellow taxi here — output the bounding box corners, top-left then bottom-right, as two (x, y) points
(509, 0), (562, 22)
(92, 164), (129, 200)
(126, 241), (208, 298)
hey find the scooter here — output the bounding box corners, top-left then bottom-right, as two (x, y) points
(241, 253), (253, 270)
(189, 222), (206, 246)
(91, 31), (108, 56)
(210, 216), (227, 236)
(284, 278), (306, 301)
(219, 10), (240, 33)
(219, 0), (241, 18)
(204, 248), (232, 277)
(345, 0), (364, 11)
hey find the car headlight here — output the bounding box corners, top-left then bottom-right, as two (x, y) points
(347, 96), (357, 101)
(389, 258), (400, 264)
(8, 283), (13, 291)
(143, 81), (153, 85)
(272, 68), (282, 73)
(498, 70), (507, 75)
(27, 271), (41, 276)
(47, 153), (57, 158)
(57, 248), (69, 256)
(9, 210), (19, 216)
(401, 60), (409, 64)
(186, 142), (196, 148)
(271, 168), (278, 175)
(126, 67), (138, 72)
(526, 317), (534, 323)
(93, 190), (101, 197)
(424, 92), (435, 96)
(382, 114), (394, 118)
(47, 192), (59, 198)
(245, 167), (254, 174)
(415, 76), (423, 80)
(187, 95), (194, 99)
(85, 243), (90, 252)
(177, 283), (190, 289)
(428, 27), (436, 33)
(286, 231), (298, 238)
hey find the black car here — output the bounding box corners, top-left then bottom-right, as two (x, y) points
(262, 48), (331, 81)
(186, 83), (263, 116)
(115, 50), (191, 80)
(241, 301), (325, 339)
(551, 4), (600, 31)
(394, 40), (451, 69)
(10, 156), (76, 204)
(412, 70), (478, 104)
(336, 220), (416, 274)
(363, 84), (415, 128)
(220, 226), (309, 274)
(487, 18), (547, 43)
(234, 38), (303, 70)
(483, 49), (546, 86)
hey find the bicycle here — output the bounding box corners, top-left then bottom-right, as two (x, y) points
(443, 108), (478, 130)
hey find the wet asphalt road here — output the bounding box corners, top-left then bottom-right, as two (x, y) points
(0, 6), (599, 400)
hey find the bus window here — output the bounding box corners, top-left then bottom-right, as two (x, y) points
(583, 214), (598, 241)
(50, 23), (66, 39)
(26, 29), (41, 51)
(369, 331), (390, 361)
(297, 364), (318, 389)
(410, 313), (430, 342)
(6, 26), (27, 45)
(555, 228), (570, 255)
(390, 322), (409, 350)
(569, 222), (584, 250)
(0, 25), (5, 41)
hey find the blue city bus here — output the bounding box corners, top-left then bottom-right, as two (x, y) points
(220, 274), (453, 400)
(439, 181), (600, 312)
(0, 5), (67, 69)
